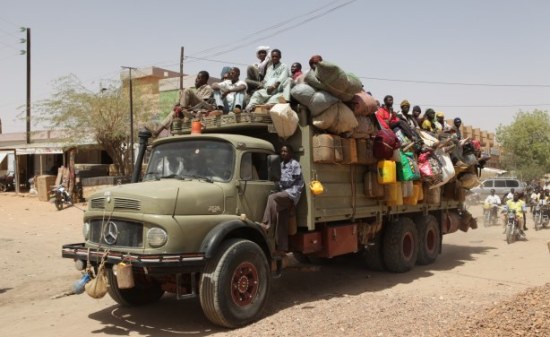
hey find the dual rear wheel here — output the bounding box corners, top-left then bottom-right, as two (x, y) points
(362, 215), (441, 272)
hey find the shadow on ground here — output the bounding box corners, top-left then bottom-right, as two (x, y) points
(88, 242), (494, 336)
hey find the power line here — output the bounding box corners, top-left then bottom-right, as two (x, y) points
(418, 103), (550, 108)
(189, 0), (357, 62)
(191, 0), (350, 57)
(359, 76), (550, 88)
(0, 16), (21, 28)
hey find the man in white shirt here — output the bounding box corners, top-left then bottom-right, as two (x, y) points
(212, 67), (247, 114)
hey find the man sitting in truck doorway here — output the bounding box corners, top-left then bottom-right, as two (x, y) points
(211, 67), (247, 115)
(259, 145), (304, 254)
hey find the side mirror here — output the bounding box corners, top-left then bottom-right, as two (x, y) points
(267, 155), (281, 181)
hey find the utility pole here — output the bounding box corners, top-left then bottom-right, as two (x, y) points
(121, 66), (136, 172)
(25, 28), (31, 144)
(179, 47), (184, 91)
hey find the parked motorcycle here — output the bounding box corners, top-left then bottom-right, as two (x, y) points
(51, 185), (72, 211)
(505, 210), (525, 244)
(0, 171), (15, 192)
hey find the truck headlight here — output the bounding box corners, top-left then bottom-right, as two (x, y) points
(147, 227), (167, 248)
(82, 222), (90, 240)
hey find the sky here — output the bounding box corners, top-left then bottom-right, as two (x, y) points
(1, 0), (550, 134)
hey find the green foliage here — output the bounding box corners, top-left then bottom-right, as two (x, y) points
(36, 75), (155, 175)
(496, 110), (550, 181)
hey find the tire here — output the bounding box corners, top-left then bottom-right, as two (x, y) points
(382, 218), (418, 273)
(199, 239), (270, 328)
(55, 199), (63, 211)
(0, 183), (6, 192)
(361, 232), (385, 271)
(506, 222), (515, 244)
(415, 215), (441, 265)
(106, 268), (165, 306)
(534, 213), (541, 231)
(484, 211), (490, 227)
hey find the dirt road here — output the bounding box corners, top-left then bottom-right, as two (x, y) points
(1, 193), (549, 337)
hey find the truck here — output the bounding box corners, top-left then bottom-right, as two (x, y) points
(62, 107), (476, 328)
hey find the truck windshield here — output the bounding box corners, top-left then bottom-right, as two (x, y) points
(143, 140), (234, 183)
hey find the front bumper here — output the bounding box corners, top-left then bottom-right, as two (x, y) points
(62, 243), (207, 274)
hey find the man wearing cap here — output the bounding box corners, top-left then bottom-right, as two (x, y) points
(398, 100), (419, 128)
(246, 46), (271, 95)
(435, 112), (451, 132)
(452, 117), (463, 139)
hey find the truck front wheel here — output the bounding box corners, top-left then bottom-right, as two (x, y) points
(383, 218), (418, 273)
(106, 268), (165, 306)
(415, 215), (441, 265)
(200, 239), (270, 328)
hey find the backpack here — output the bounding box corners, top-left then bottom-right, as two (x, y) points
(373, 129), (400, 160)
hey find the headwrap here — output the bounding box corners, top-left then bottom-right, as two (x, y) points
(436, 112), (445, 118)
(412, 105), (421, 113)
(220, 66), (232, 79)
(309, 55), (323, 68)
(400, 100), (410, 107)
(256, 45), (270, 56)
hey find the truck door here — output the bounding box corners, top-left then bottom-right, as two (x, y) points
(237, 152), (276, 222)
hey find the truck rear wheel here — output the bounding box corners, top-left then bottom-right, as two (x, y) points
(106, 268), (165, 306)
(199, 239), (270, 328)
(415, 215), (441, 265)
(361, 232), (385, 271)
(383, 218), (418, 273)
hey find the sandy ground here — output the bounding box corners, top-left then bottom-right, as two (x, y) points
(1, 193), (549, 337)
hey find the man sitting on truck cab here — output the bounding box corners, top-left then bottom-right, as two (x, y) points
(245, 49), (291, 112)
(260, 145), (304, 253)
(211, 67), (247, 115)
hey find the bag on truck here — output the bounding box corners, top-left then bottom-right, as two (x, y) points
(351, 115), (377, 138)
(312, 134), (343, 163)
(314, 102), (358, 134)
(418, 152), (443, 186)
(269, 103), (299, 139)
(429, 150), (455, 189)
(350, 91), (378, 116)
(290, 83), (339, 117)
(306, 61), (363, 102)
(373, 129), (400, 160)
(397, 151), (420, 181)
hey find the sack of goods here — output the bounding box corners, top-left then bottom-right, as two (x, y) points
(269, 103), (299, 139)
(290, 83), (339, 117)
(312, 102), (358, 134)
(305, 61), (363, 102)
(350, 91), (378, 116)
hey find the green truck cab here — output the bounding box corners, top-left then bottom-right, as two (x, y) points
(62, 108), (476, 328)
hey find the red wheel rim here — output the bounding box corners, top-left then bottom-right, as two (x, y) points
(230, 262), (259, 306)
(402, 232), (413, 260)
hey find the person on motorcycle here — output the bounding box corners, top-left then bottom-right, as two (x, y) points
(484, 189), (501, 222)
(505, 192), (527, 234)
(530, 188), (541, 213)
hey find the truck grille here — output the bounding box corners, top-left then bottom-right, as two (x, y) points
(90, 198), (105, 209)
(114, 198), (141, 210)
(89, 219), (143, 247)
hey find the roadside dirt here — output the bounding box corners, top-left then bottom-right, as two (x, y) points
(1, 193), (549, 337)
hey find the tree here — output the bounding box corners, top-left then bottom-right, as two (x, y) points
(36, 75), (154, 176)
(496, 110), (550, 181)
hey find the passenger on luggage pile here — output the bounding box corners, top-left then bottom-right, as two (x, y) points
(259, 145), (304, 254)
(246, 46), (271, 95)
(245, 49), (291, 112)
(398, 100), (419, 128)
(452, 117), (462, 139)
(291, 62), (303, 80)
(421, 109), (436, 132)
(412, 105), (422, 126)
(211, 67), (247, 115)
(436, 112), (451, 131)
(308, 54), (323, 70)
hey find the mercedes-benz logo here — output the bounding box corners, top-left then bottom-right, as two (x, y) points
(103, 221), (119, 245)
